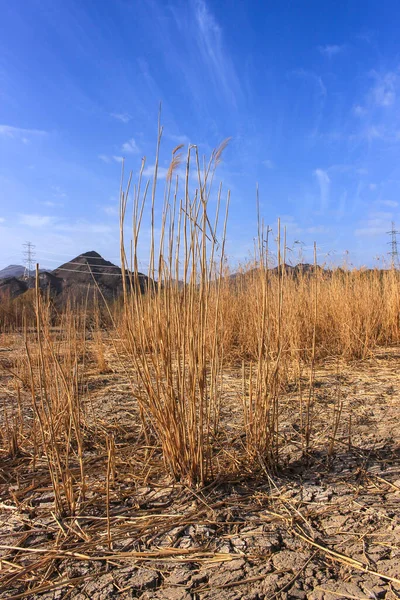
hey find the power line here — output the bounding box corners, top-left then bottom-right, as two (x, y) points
(22, 242), (36, 279)
(55, 267), (154, 276)
(53, 260), (122, 269)
(387, 221), (400, 269)
(38, 249), (122, 261)
(55, 267), (124, 277)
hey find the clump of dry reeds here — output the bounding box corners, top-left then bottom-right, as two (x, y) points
(114, 123), (400, 482)
(17, 269), (89, 516)
(118, 123), (230, 485)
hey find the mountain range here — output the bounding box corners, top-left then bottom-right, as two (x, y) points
(0, 264), (50, 279)
(0, 251), (150, 305)
(0, 264), (29, 279)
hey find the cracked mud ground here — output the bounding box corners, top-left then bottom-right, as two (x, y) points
(1, 341), (400, 599)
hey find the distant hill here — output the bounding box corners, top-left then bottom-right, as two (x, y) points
(0, 265), (25, 279)
(0, 251), (151, 306)
(0, 264), (51, 280)
(0, 276), (29, 300)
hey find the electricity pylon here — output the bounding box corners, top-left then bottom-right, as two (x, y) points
(23, 241), (36, 279)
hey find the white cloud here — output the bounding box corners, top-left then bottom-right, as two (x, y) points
(54, 221), (113, 234)
(19, 214), (54, 227)
(111, 112), (132, 123)
(0, 217), (4, 223)
(314, 168), (330, 210)
(52, 185), (67, 199)
(0, 124), (46, 141)
(318, 44), (345, 58)
(103, 204), (119, 216)
(353, 125), (386, 142)
(293, 69), (327, 97)
(353, 104), (367, 117)
(142, 165), (169, 179)
(355, 211), (393, 237)
(263, 159), (275, 169)
(99, 155), (126, 164)
(379, 200), (398, 208)
(355, 227), (386, 237)
(166, 132), (191, 146)
(305, 225), (329, 234)
(19, 214), (115, 234)
(368, 211), (392, 220)
(371, 71), (397, 107)
(193, 0), (242, 106)
(122, 137), (139, 153)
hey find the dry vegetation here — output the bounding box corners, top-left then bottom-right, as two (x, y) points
(1, 130), (400, 598)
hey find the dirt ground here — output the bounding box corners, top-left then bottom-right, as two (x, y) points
(1, 337), (400, 599)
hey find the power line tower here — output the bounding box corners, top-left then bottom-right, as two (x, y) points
(387, 222), (400, 269)
(23, 241), (36, 279)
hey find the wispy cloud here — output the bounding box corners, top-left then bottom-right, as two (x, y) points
(122, 137), (139, 153)
(359, 125), (386, 142)
(379, 200), (398, 208)
(293, 69), (327, 97)
(305, 225), (329, 234)
(263, 159), (275, 169)
(111, 112), (132, 123)
(353, 70), (400, 131)
(192, 0), (242, 107)
(54, 221), (113, 234)
(370, 71), (397, 107)
(19, 214), (54, 227)
(355, 210), (393, 237)
(0, 124), (47, 142)
(314, 169), (330, 210)
(0, 217), (5, 223)
(318, 44), (345, 58)
(52, 185), (67, 199)
(98, 154), (127, 164)
(353, 104), (367, 117)
(355, 225), (387, 237)
(165, 132), (191, 146)
(102, 204), (119, 216)
(142, 165), (169, 179)
(19, 213), (115, 235)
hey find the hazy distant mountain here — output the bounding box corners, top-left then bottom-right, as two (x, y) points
(0, 265), (25, 279)
(0, 264), (52, 280)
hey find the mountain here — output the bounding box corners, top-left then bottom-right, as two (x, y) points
(0, 265), (25, 279)
(0, 276), (29, 300)
(52, 250), (151, 303)
(0, 251), (151, 306)
(0, 265), (52, 280)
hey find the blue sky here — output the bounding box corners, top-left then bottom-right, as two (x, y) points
(1, 0), (400, 270)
